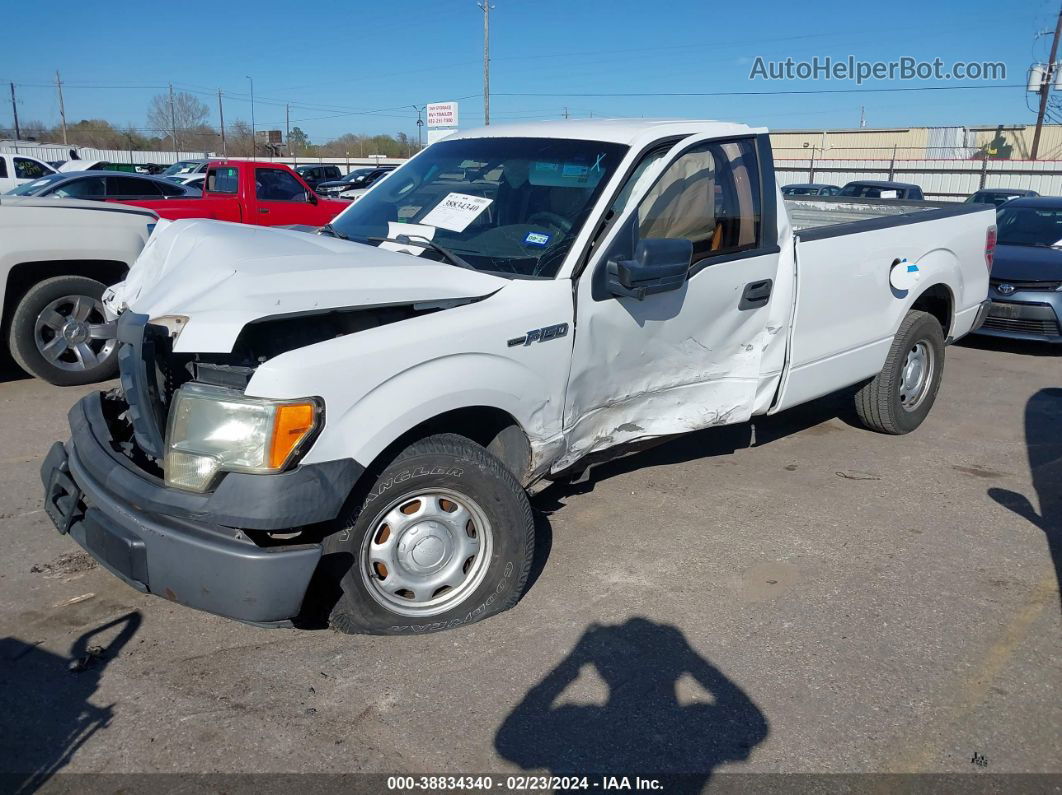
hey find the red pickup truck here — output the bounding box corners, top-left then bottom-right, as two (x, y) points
(120, 160), (349, 227)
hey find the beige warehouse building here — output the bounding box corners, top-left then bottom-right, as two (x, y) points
(770, 124), (1062, 161)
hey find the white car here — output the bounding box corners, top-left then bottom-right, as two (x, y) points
(0, 154), (57, 193)
(0, 196), (157, 384)
(44, 119), (995, 634)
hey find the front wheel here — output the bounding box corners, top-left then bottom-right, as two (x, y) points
(7, 276), (119, 386)
(854, 310), (945, 435)
(320, 433), (535, 635)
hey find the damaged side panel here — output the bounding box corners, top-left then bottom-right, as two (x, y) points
(560, 247), (786, 473)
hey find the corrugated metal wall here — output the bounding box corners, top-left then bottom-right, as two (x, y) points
(775, 157), (1062, 200)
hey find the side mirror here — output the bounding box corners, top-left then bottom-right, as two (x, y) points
(307, 191), (318, 204)
(606, 238), (692, 300)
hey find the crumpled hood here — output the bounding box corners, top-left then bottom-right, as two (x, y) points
(115, 218), (507, 353)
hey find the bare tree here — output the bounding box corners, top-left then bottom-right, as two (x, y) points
(146, 91), (210, 144)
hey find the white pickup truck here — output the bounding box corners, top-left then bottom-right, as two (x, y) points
(42, 120), (995, 634)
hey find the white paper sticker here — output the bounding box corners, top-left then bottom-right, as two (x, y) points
(379, 222), (436, 256)
(420, 192), (493, 232)
(879, 189), (899, 199)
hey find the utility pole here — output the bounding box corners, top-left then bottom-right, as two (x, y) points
(246, 75), (255, 157)
(1032, 3), (1062, 160)
(477, 1), (492, 125)
(55, 71), (68, 145)
(9, 83), (20, 140)
(168, 83), (179, 152)
(286, 103), (295, 166)
(413, 105), (424, 150)
(563, 106), (569, 119)
(859, 105), (865, 128)
(218, 89), (226, 157)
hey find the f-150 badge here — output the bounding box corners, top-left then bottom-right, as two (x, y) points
(508, 323), (569, 347)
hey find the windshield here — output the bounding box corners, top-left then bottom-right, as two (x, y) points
(162, 160), (200, 176)
(341, 168), (374, 183)
(783, 186), (818, 195)
(8, 173), (67, 195)
(328, 137), (627, 278)
(995, 205), (1062, 247)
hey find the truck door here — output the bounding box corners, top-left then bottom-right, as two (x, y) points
(251, 166), (323, 226)
(202, 165), (244, 222)
(560, 134), (784, 470)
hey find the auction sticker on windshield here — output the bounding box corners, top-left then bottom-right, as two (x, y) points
(420, 192), (493, 232)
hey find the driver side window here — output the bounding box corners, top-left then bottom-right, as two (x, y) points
(635, 139), (761, 265)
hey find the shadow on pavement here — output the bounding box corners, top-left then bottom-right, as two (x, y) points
(988, 388), (1062, 614)
(0, 611), (142, 793)
(495, 617), (768, 790)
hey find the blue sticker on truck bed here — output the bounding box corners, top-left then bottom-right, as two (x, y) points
(524, 231), (550, 247)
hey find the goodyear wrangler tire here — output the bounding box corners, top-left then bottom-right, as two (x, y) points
(322, 433), (535, 635)
(854, 310), (945, 435)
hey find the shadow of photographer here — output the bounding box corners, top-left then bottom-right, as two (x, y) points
(0, 611), (141, 793)
(495, 617), (767, 791)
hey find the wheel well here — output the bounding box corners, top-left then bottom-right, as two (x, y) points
(911, 283), (953, 338)
(380, 407), (532, 485)
(2, 260), (129, 332)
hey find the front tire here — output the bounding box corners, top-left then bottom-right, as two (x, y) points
(8, 276), (118, 386)
(855, 310), (945, 435)
(322, 433), (535, 635)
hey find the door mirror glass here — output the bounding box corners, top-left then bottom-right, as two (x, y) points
(607, 238), (692, 300)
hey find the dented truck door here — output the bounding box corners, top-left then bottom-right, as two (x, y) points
(558, 134), (783, 471)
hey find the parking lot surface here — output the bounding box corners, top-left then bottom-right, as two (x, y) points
(0, 337), (1059, 784)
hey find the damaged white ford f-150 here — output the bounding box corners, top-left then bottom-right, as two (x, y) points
(42, 120), (996, 634)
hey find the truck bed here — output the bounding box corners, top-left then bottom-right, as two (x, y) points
(783, 196), (966, 235)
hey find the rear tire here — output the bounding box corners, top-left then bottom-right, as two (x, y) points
(321, 433), (535, 635)
(855, 310), (945, 435)
(8, 276), (118, 386)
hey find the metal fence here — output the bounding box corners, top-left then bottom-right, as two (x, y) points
(774, 156), (1062, 200)
(0, 141), (407, 169)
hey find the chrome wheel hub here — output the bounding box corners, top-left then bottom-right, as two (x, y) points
(899, 340), (934, 412)
(34, 295), (116, 372)
(360, 489), (493, 617)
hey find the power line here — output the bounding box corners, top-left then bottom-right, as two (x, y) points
(493, 84), (1027, 98)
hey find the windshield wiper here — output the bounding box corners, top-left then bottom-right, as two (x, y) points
(369, 235), (476, 270)
(318, 222), (349, 240)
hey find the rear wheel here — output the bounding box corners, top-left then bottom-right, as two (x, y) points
(321, 433), (535, 635)
(854, 309), (945, 435)
(8, 276), (118, 386)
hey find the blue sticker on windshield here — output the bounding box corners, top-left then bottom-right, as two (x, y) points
(525, 231), (550, 247)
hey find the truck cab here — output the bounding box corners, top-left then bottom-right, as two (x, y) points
(122, 160), (348, 227)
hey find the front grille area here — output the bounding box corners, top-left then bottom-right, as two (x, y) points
(990, 278), (1062, 292)
(982, 315), (1061, 336)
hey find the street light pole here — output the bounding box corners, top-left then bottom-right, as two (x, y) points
(477, 1), (492, 125)
(246, 75), (255, 157)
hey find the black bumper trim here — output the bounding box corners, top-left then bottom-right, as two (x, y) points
(42, 440), (324, 624)
(69, 392), (363, 531)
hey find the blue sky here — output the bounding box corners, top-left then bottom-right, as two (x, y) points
(1, 0), (1057, 143)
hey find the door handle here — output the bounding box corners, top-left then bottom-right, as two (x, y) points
(257, 208), (269, 214)
(739, 279), (772, 310)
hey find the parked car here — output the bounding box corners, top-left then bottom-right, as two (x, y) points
(840, 180), (925, 200)
(965, 187), (1039, 207)
(168, 173), (206, 191)
(0, 154), (57, 193)
(116, 160), (346, 226)
(316, 166), (397, 197)
(0, 196), (157, 384)
(162, 159), (209, 177)
(44, 119), (995, 633)
(781, 183), (841, 196)
(295, 164), (343, 190)
(57, 160), (164, 175)
(973, 196), (1062, 343)
(7, 171), (201, 200)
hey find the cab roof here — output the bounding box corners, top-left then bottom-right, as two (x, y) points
(445, 118), (765, 146)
